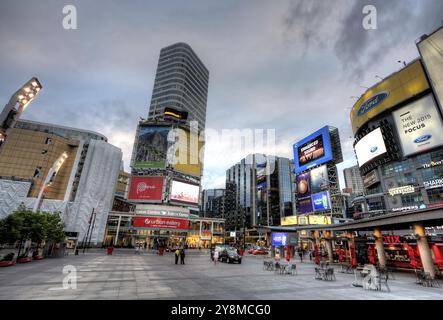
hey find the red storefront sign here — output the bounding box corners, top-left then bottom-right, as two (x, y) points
(128, 176), (163, 201)
(132, 216), (189, 230)
(383, 235), (401, 244)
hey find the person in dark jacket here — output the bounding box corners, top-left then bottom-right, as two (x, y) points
(180, 248), (186, 265)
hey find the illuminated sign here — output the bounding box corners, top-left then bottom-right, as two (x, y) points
(311, 191), (331, 211)
(388, 185), (415, 196)
(132, 216), (189, 230)
(293, 126), (333, 174)
(310, 165), (328, 193)
(308, 215), (332, 225)
(424, 178), (443, 190)
(272, 232), (288, 246)
(422, 159), (443, 169)
(357, 91), (389, 116)
(170, 180), (200, 205)
(393, 94), (443, 156)
(281, 216), (298, 226)
(133, 125), (170, 169)
(354, 128), (387, 167)
(128, 176), (163, 202)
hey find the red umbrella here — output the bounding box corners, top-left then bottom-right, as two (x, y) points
(368, 245), (376, 265)
(350, 241), (357, 268)
(286, 245), (291, 262)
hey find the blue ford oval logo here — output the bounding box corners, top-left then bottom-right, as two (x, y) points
(414, 134), (432, 144)
(357, 91), (389, 117)
(370, 146), (378, 153)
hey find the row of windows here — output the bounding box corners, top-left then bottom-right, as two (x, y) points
(157, 57), (209, 84)
(155, 68), (208, 100)
(153, 75), (207, 104)
(159, 47), (209, 77)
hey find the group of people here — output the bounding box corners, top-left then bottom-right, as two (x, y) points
(174, 248), (186, 265)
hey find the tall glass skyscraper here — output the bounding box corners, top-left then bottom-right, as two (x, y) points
(148, 43), (209, 130)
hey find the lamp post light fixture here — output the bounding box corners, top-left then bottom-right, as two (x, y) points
(0, 77), (42, 144)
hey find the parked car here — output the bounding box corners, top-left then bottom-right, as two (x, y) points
(219, 248), (242, 264)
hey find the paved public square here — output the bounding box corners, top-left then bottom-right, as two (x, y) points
(0, 250), (442, 300)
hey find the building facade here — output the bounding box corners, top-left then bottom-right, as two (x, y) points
(343, 165), (365, 195)
(350, 56), (443, 219)
(0, 119), (122, 244)
(201, 188), (225, 218)
(147, 43), (209, 131)
(224, 154), (293, 233)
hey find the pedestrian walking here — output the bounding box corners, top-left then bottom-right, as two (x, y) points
(175, 248), (180, 264)
(180, 248), (186, 265)
(298, 250), (303, 263)
(213, 250), (219, 265)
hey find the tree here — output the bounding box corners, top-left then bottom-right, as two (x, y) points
(43, 211), (65, 243)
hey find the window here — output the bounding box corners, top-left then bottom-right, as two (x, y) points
(401, 192), (424, 207)
(427, 187), (443, 205)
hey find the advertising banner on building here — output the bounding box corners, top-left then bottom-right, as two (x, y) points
(200, 221), (212, 240)
(417, 28), (443, 114)
(308, 215), (332, 225)
(281, 216), (298, 226)
(363, 170), (380, 188)
(298, 197), (313, 215)
(424, 178), (443, 190)
(170, 180), (200, 205)
(271, 232), (288, 246)
(133, 125), (170, 169)
(172, 126), (204, 177)
(310, 165), (329, 193)
(132, 216), (189, 230)
(296, 172), (310, 197)
(350, 60), (430, 134)
(311, 191), (331, 212)
(128, 176), (163, 202)
(393, 94), (443, 157)
(293, 126), (333, 174)
(256, 163), (267, 189)
(354, 128), (388, 167)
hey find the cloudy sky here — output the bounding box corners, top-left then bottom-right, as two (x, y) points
(1, 0), (443, 189)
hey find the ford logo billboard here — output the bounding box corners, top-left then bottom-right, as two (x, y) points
(357, 91), (389, 117)
(414, 134), (432, 144)
(370, 146), (378, 153)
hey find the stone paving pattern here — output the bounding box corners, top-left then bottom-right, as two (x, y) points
(0, 250), (443, 300)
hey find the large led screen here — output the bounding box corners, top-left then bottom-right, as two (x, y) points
(271, 232), (288, 246)
(393, 94), (443, 157)
(354, 128), (387, 167)
(297, 197), (313, 215)
(173, 127), (204, 177)
(133, 125), (170, 169)
(296, 172), (310, 197)
(310, 165), (329, 194)
(170, 180), (200, 205)
(128, 176), (163, 202)
(293, 126), (333, 174)
(311, 191), (331, 212)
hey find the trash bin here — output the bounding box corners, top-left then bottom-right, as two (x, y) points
(107, 247), (114, 255)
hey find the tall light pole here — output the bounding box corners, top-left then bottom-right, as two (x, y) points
(0, 77), (42, 145)
(33, 152), (68, 212)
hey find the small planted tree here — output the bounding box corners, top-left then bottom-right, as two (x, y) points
(42, 211), (66, 256)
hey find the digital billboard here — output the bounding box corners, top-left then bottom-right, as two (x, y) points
(354, 128), (387, 167)
(298, 197), (313, 215)
(418, 28), (443, 114)
(127, 176), (163, 202)
(350, 60), (430, 134)
(296, 172), (310, 197)
(393, 94), (443, 157)
(310, 165), (328, 194)
(173, 127), (204, 177)
(311, 191), (331, 212)
(132, 216), (189, 231)
(293, 126), (333, 174)
(256, 163), (267, 189)
(271, 232), (288, 246)
(170, 180), (200, 205)
(133, 125), (170, 169)
(200, 221), (212, 240)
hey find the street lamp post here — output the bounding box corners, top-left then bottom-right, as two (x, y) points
(0, 77), (42, 146)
